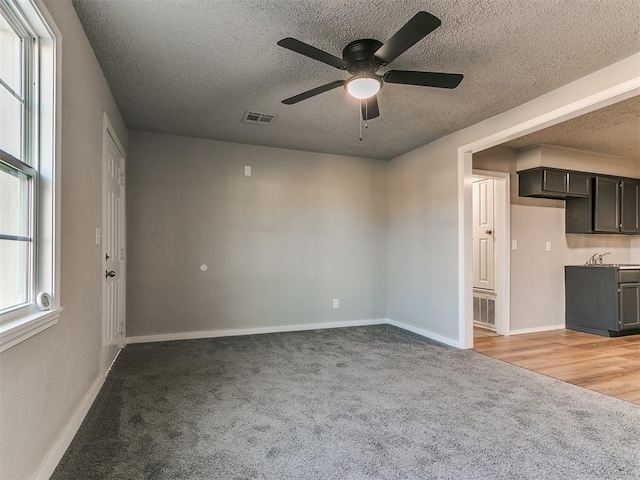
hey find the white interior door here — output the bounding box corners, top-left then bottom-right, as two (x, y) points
(102, 126), (126, 374)
(473, 178), (495, 291)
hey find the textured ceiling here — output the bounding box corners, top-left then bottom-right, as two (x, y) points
(72, 0), (640, 160)
(503, 96), (640, 160)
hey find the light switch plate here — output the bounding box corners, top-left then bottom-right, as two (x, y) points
(244, 165), (251, 176)
(546, 241), (552, 251)
(511, 240), (517, 250)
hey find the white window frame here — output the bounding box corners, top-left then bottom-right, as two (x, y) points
(0, 0), (61, 353)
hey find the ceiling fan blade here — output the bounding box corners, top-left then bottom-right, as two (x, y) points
(282, 80), (346, 105)
(383, 70), (463, 89)
(361, 95), (380, 120)
(374, 12), (441, 65)
(277, 37), (348, 70)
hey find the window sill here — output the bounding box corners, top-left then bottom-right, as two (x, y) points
(0, 307), (63, 353)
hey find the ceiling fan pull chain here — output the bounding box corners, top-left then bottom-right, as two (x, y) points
(359, 99), (363, 141)
(365, 100), (369, 130)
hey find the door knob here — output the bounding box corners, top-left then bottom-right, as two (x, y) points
(105, 270), (116, 278)
(485, 229), (493, 235)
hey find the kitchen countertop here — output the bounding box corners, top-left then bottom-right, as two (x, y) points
(572, 264), (640, 270)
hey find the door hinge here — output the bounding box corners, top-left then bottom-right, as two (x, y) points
(120, 248), (125, 260)
(119, 173), (125, 185)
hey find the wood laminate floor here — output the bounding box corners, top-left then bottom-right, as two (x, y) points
(474, 329), (640, 405)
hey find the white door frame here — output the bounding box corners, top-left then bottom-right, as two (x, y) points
(472, 169), (510, 336)
(101, 112), (126, 374)
(458, 80), (640, 349)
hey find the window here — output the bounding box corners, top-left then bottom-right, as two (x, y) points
(0, 163), (33, 311)
(0, 0), (60, 352)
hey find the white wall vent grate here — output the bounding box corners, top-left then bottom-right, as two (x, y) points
(473, 295), (496, 327)
(242, 111), (278, 126)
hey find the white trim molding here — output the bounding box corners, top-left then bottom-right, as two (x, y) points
(33, 374), (105, 480)
(0, 308), (62, 353)
(386, 318), (461, 348)
(127, 318), (387, 344)
(509, 324), (565, 336)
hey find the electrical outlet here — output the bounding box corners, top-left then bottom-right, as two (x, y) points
(333, 299), (339, 309)
(511, 240), (517, 250)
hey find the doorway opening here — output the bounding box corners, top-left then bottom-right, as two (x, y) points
(472, 171), (509, 339)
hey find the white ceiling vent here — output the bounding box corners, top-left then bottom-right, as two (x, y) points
(242, 111), (278, 126)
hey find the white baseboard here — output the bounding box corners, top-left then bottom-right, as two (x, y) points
(126, 318), (387, 344)
(386, 318), (461, 348)
(33, 374), (105, 480)
(508, 324), (565, 335)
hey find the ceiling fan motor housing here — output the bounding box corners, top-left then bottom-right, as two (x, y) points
(342, 39), (384, 75)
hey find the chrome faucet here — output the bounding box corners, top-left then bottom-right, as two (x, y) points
(597, 252), (611, 265)
(586, 253), (599, 265)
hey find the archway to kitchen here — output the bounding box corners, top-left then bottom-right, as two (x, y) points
(458, 81), (640, 350)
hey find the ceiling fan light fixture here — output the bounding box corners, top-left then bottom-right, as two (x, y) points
(345, 76), (381, 99)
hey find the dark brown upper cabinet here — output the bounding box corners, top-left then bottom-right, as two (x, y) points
(566, 176), (640, 235)
(620, 179), (640, 234)
(518, 167), (591, 199)
(593, 177), (621, 233)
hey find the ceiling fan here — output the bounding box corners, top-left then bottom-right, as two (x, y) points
(277, 11), (463, 121)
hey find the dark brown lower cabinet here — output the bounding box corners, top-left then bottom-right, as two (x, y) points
(620, 283), (640, 330)
(565, 266), (640, 336)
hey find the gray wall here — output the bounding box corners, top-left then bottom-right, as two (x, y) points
(126, 132), (388, 337)
(0, 1), (128, 479)
(387, 140), (460, 339)
(632, 237), (640, 263)
(474, 146), (635, 331)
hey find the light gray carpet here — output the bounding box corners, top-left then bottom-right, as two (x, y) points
(52, 325), (640, 479)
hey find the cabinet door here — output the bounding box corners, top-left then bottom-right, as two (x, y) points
(620, 284), (640, 330)
(567, 172), (591, 197)
(542, 170), (567, 193)
(620, 179), (640, 234)
(593, 177), (620, 233)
